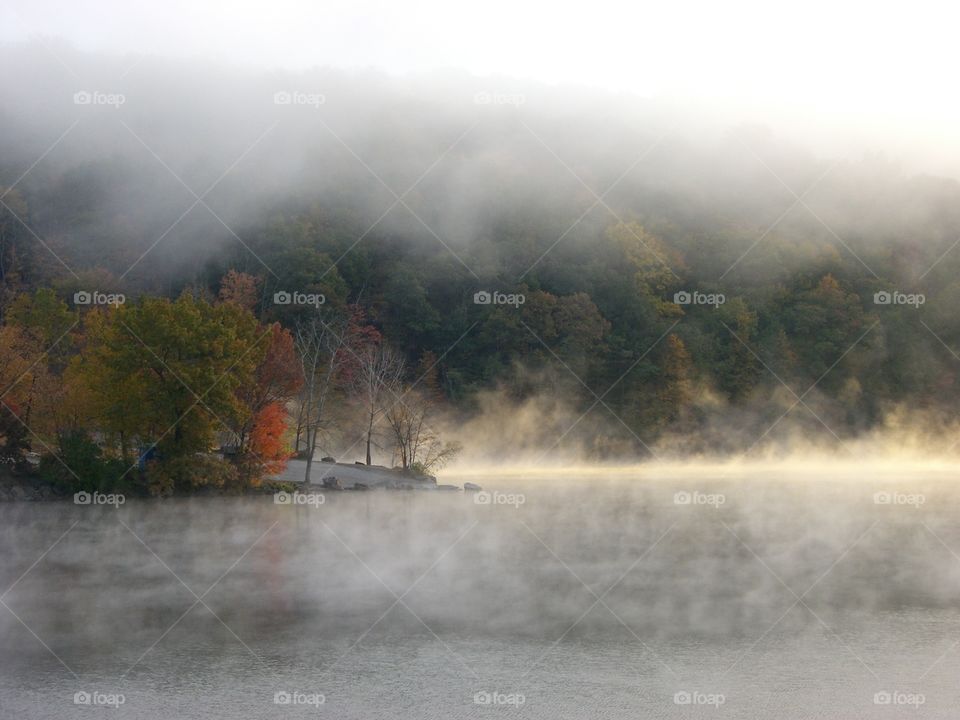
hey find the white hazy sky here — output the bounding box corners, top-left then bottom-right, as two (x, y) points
(4, 0), (960, 173)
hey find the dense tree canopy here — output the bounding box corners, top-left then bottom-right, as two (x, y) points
(3, 52), (960, 472)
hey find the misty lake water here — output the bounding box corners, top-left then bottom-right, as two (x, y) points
(2, 466), (960, 718)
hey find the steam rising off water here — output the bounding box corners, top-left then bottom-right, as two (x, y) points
(3, 463), (960, 718)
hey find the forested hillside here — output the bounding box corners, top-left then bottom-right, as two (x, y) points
(3, 43), (960, 482)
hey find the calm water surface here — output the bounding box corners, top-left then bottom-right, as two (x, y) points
(2, 468), (959, 718)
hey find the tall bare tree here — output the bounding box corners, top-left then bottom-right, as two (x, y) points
(294, 312), (349, 484)
(352, 342), (404, 465)
(384, 386), (461, 474)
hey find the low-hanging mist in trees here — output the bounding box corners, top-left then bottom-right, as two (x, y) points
(4, 48), (960, 465)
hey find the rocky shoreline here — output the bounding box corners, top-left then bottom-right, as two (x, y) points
(273, 458), (481, 492)
(274, 458), (432, 490)
(0, 459), (481, 502)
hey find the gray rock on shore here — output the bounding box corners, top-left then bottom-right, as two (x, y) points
(276, 460), (438, 490)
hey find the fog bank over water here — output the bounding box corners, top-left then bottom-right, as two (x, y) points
(4, 476), (960, 648)
(442, 458), (960, 479)
(5, 473), (960, 717)
(438, 385), (960, 470)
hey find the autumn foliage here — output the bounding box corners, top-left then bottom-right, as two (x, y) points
(249, 402), (293, 475)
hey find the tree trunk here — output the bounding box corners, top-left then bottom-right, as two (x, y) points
(365, 411), (374, 465)
(303, 427), (315, 485)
